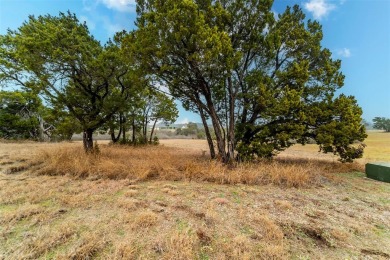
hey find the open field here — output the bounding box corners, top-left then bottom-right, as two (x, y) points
(160, 130), (390, 163)
(0, 131), (389, 259)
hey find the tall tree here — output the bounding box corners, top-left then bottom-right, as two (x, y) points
(132, 0), (366, 162)
(133, 0), (238, 162)
(0, 12), (135, 152)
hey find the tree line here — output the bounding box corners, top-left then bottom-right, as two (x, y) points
(0, 0), (367, 163)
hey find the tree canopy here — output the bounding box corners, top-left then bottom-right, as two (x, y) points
(131, 0), (366, 162)
(0, 12), (137, 151)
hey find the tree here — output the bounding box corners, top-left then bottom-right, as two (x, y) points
(132, 0), (366, 163)
(105, 88), (178, 144)
(175, 122), (207, 139)
(0, 90), (41, 139)
(146, 91), (178, 143)
(133, 0), (238, 162)
(42, 105), (82, 141)
(0, 12), (135, 152)
(373, 117), (390, 132)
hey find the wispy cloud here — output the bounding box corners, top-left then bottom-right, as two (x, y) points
(101, 16), (124, 36)
(83, 0), (136, 13)
(82, 0), (99, 12)
(337, 48), (351, 58)
(304, 0), (336, 20)
(100, 0), (136, 12)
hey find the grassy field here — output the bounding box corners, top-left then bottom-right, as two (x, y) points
(0, 132), (389, 259)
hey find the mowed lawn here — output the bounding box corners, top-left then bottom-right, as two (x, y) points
(0, 132), (389, 259)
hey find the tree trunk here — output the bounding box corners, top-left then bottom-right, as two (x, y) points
(38, 116), (45, 142)
(143, 115), (148, 143)
(122, 113), (126, 142)
(204, 94), (228, 162)
(110, 126), (122, 143)
(132, 117), (136, 143)
(110, 115), (122, 143)
(83, 129), (94, 152)
(149, 118), (158, 143)
(227, 77), (235, 161)
(198, 106), (216, 159)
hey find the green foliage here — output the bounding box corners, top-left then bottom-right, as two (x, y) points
(176, 122), (198, 136)
(42, 105), (82, 141)
(132, 0), (366, 162)
(150, 92), (178, 125)
(152, 135), (159, 145)
(0, 90), (41, 139)
(175, 122), (207, 139)
(373, 117), (390, 132)
(0, 12), (136, 151)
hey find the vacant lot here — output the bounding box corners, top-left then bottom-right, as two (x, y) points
(0, 132), (389, 259)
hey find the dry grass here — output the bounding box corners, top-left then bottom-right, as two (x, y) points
(30, 144), (362, 188)
(362, 131), (390, 161)
(0, 174), (389, 259)
(279, 130), (390, 163)
(0, 135), (389, 259)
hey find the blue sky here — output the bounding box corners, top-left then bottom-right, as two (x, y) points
(1, 0), (389, 123)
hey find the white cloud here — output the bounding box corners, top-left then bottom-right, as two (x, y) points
(178, 118), (189, 124)
(82, 0), (99, 12)
(101, 16), (123, 36)
(100, 0), (136, 12)
(304, 0), (335, 20)
(337, 48), (351, 58)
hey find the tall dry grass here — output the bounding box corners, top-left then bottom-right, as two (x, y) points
(32, 144), (363, 187)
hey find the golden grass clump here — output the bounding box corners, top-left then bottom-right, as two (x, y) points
(274, 200), (293, 210)
(254, 214), (284, 241)
(32, 144), (363, 187)
(132, 211), (158, 229)
(162, 231), (197, 260)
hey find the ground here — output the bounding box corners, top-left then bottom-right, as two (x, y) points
(0, 131), (389, 259)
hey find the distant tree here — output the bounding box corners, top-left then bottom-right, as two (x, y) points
(42, 105), (82, 141)
(175, 122), (208, 139)
(0, 12), (135, 152)
(147, 91), (178, 143)
(176, 122), (199, 136)
(373, 117), (390, 132)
